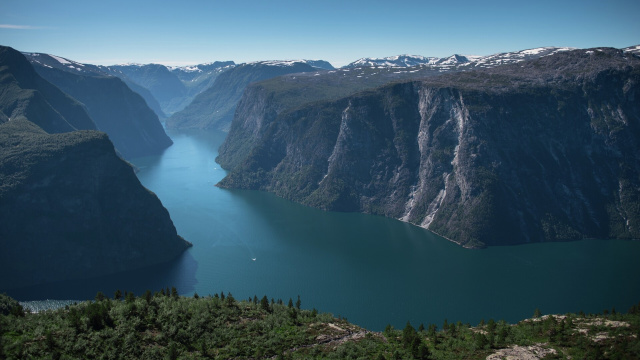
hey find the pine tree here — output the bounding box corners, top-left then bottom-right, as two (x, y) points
(534, 308), (542, 318)
(226, 292), (235, 306)
(403, 321), (417, 348)
(427, 324), (437, 339)
(475, 332), (488, 350)
(261, 295), (271, 312)
(417, 342), (430, 360)
(288, 298), (293, 308)
(114, 289), (122, 300)
(125, 291), (135, 304)
(295, 295), (301, 310)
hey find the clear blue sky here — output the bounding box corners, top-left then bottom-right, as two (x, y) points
(1, 0), (638, 67)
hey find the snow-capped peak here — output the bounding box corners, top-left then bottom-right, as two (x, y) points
(346, 54), (439, 68)
(22, 52), (88, 74)
(342, 47), (579, 70)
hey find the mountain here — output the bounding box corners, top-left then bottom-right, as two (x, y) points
(106, 61), (235, 116)
(22, 52), (167, 120)
(24, 52), (173, 159)
(217, 47), (640, 248)
(302, 59), (335, 70)
(105, 63), (187, 116)
(0, 47), (96, 133)
(169, 61), (236, 86)
(166, 60), (326, 131)
(344, 47), (573, 69)
(0, 119), (191, 289)
(625, 45), (640, 55)
(0, 45), (190, 289)
(214, 47), (578, 171)
(346, 54), (441, 68)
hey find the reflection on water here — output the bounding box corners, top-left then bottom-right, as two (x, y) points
(5, 129), (640, 331)
(7, 250), (197, 301)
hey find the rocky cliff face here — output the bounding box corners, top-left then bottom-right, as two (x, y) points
(0, 119), (191, 290)
(217, 48), (640, 247)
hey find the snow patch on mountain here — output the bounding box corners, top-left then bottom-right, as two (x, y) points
(624, 45), (640, 55)
(49, 54), (71, 65)
(344, 47), (577, 70)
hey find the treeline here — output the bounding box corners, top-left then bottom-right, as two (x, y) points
(1, 291), (640, 359)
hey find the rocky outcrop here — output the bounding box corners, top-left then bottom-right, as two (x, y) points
(217, 48), (640, 247)
(0, 119), (191, 290)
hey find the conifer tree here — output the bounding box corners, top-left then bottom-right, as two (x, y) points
(403, 321), (417, 348)
(261, 295), (270, 312)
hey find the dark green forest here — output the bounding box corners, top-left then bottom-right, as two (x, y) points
(1, 291), (639, 359)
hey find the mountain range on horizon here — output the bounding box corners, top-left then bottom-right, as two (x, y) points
(20, 43), (639, 126)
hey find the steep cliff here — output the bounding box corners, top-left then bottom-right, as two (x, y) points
(218, 48), (640, 247)
(0, 46), (96, 133)
(24, 53), (173, 159)
(0, 119), (191, 290)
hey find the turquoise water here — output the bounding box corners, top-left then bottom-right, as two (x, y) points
(7, 129), (640, 330)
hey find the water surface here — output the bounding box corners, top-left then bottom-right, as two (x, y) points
(8, 129), (640, 330)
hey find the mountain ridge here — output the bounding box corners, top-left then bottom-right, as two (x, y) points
(0, 45), (190, 289)
(24, 52), (174, 159)
(217, 47), (640, 247)
(166, 60), (326, 131)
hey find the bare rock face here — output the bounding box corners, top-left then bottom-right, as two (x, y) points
(0, 119), (191, 290)
(217, 48), (640, 247)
